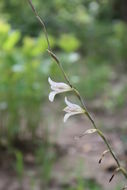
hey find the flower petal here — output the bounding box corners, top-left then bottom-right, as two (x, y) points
(49, 91), (58, 102)
(48, 77), (70, 89)
(48, 77), (56, 86)
(56, 82), (70, 89)
(65, 97), (82, 110)
(63, 106), (71, 113)
(63, 112), (82, 122)
(63, 106), (83, 113)
(63, 113), (73, 123)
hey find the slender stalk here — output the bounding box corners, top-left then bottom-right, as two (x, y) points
(27, 0), (51, 51)
(97, 129), (120, 167)
(27, 0), (127, 180)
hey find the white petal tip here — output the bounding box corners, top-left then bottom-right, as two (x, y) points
(65, 96), (70, 106)
(65, 96), (67, 103)
(63, 113), (72, 123)
(49, 97), (54, 102)
(48, 77), (52, 84)
(63, 116), (67, 123)
(48, 91), (56, 102)
(63, 118), (67, 123)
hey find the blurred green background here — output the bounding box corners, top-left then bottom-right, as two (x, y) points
(0, 0), (127, 189)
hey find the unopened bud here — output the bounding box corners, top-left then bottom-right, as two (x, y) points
(99, 150), (109, 164)
(74, 129), (97, 139)
(109, 168), (120, 183)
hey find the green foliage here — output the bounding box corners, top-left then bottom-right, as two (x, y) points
(0, 0), (127, 188)
(0, 20), (46, 140)
(35, 141), (56, 187)
(104, 84), (127, 111)
(15, 150), (24, 179)
(1, 0), (127, 70)
(67, 178), (101, 190)
(77, 178), (101, 190)
(58, 34), (80, 52)
(115, 87), (127, 108)
(78, 65), (110, 99)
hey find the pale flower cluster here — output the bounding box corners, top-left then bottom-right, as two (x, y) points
(48, 77), (85, 122)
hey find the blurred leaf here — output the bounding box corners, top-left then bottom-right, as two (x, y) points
(15, 150), (24, 179)
(3, 31), (21, 51)
(58, 34), (80, 52)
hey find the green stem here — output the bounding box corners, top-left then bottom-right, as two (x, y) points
(28, 0), (127, 181)
(97, 129), (120, 167)
(120, 167), (127, 179)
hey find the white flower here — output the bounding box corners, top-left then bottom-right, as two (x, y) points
(48, 77), (72, 102)
(63, 97), (85, 122)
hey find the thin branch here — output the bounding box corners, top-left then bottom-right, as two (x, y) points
(28, 0), (51, 51)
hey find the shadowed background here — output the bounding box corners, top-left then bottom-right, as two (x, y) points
(0, 0), (127, 189)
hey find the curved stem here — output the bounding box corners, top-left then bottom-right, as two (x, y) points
(28, 0), (127, 180)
